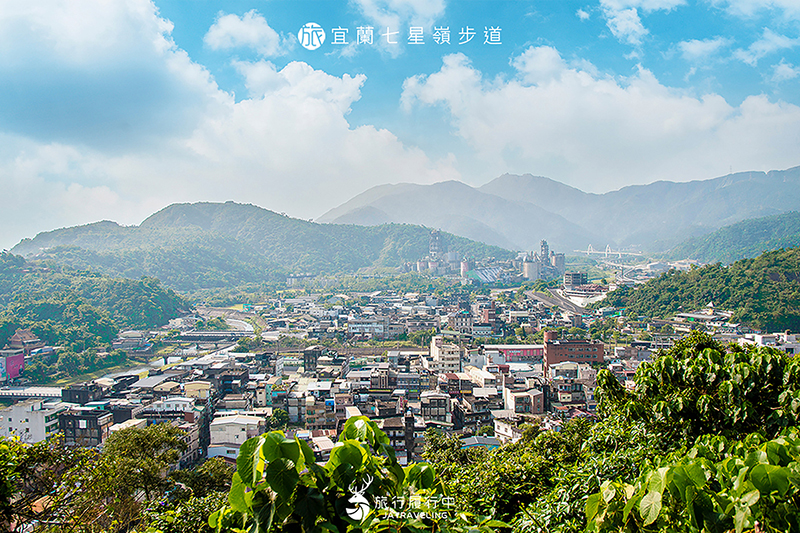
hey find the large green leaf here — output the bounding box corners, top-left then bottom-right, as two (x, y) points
(228, 472), (249, 514)
(327, 441), (365, 474)
(261, 432), (299, 464)
(405, 463), (436, 490)
(750, 463), (792, 496)
(237, 436), (263, 487)
(265, 458), (300, 501)
(341, 417), (375, 444)
(298, 437), (317, 466)
(585, 492), (602, 522)
(639, 491), (662, 526)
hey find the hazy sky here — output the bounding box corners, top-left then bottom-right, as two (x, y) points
(2, 0), (799, 249)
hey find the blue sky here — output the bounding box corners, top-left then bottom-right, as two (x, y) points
(1, 0), (799, 249)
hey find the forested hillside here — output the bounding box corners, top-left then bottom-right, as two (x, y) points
(0, 253), (189, 380)
(599, 247), (800, 331)
(11, 202), (513, 291)
(666, 211), (800, 264)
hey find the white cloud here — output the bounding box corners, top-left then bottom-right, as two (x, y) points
(0, 0), (461, 249)
(0, 1), (225, 149)
(511, 46), (569, 84)
(577, 8), (591, 20)
(401, 46), (800, 194)
(734, 28), (800, 65)
(233, 60), (366, 113)
(349, 0), (447, 55)
(204, 10), (288, 57)
(599, 0), (686, 47)
(678, 36), (734, 61)
(603, 7), (649, 45)
(771, 59), (800, 80)
(710, 0), (800, 19)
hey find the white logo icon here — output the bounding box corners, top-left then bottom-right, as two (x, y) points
(298, 22), (325, 50)
(345, 475), (372, 522)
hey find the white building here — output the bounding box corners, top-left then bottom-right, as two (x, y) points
(207, 414), (267, 459)
(147, 397), (195, 412)
(739, 332), (800, 355)
(0, 399), (68, 443)
(423, 336), (461, 373)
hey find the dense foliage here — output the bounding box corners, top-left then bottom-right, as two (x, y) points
(586, 429), (800, 532)
(0, 252), (189, 382)
(209, 416), (505, 533)
(22, 348), (130, 383)
(0, 424), (211, 532)
(0, 253), (189, 331)
(423, 332), (800, 533)
(667, 211), (800, 264)
(11, 202), (514, 291)
(597, 247), (800, 331)
(423, 421), (592, 522)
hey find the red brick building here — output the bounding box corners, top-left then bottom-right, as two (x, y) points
(543, 331), (604, 370)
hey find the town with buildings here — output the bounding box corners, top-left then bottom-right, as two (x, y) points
(2, 251), (797, 468)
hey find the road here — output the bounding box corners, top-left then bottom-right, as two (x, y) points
(527, 290), (587, 315)
(197, 306), (264, 330)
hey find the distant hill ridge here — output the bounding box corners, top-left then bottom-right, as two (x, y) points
(319, 166), (800, 254)
(11, 202), (513, 291)
(665, 211), (800, 264)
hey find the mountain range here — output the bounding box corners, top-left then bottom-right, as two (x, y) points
(319, 166), (800, 253)
(11, 202), (512, 291)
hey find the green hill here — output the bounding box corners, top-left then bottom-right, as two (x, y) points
(0, 252), (189, 350)
(11, 202), (513, 291)
(666, 211), (800, 263)
(599, 246), (800, 331)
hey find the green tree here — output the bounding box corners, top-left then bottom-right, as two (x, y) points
(171, 457), (236, 498)
(597, 331), (800, 443)
(266, 408), (290, 431)
(103, 423), (189, 499)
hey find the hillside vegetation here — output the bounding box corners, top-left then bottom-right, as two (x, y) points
(11, 202), (513, 291)
(666, 211), (800, 264)
(599, 247), (800, 331)
(0, 252), (189, 381)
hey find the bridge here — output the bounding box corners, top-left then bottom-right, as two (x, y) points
(177, 330), (251, 341)
(576, 244), (642, 257)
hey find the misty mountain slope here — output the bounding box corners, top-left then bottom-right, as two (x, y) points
(665, 211), (800, 264)
(329, 205), (393, 226)
(11, 202), (513, 290)
(466, 166), (800, 249)
(479, 173), (594, 214)
(319, 180), (604, 252)
(317, 183), (422, 223)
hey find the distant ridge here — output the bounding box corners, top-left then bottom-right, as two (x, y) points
(665, 211), (800, 264)
(11, 202), (513, 291)
(320, 166), (800, 253)
(318, 179), (606, 252)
